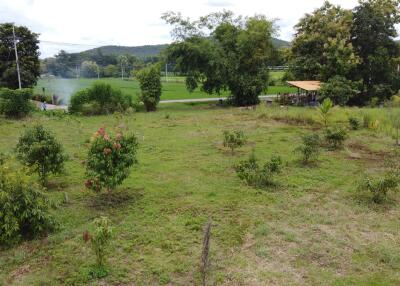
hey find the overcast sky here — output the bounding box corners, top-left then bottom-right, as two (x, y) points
(1, 0), (399, 58)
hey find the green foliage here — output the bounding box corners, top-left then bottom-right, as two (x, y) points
(359, 153), (400, 203)
(388, 108), (400, 145)
(360, 175), (399, 204)
(362, 112), (373, 128)
(348, 116), (361, 130)
(222, 130), (246, 153)
(235, 153), (282, 188)
(0, 88), (33, 118)
(289, 2), (358, 81)
(16, 125), (67, 186)
(69, 82), (132, 115)
(164, 11), (275, 106)
(80, 61), (99, 78)
(351, 0), (400, 102)
(319, 76), (358, 106)
(324, 127), (348, 150)
(294, 133), (321, 164)
(85, 128), (138, 193)
(102, 64), (118, 78)
(0, 23), (40, 89)
(319, 98), (333, 130)
(0, 161), (57, 246)
(83, 217), (112, 268)
(137, 65), (162, 111)
(391, 95), (400, 107)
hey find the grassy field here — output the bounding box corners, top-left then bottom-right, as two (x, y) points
(35, 73), (295, 104)
(1, 104), (400, 285)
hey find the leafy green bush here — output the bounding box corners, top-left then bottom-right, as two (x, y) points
(294, 133), (321, 164)
(16, 125), (67, 186)
(85, 128), (138, 194)
(0, 161), (57, 246)
(391, 95), (400, 107)
(359, 174), (399, 204)
(324, 127), (348, 150)
(319, 76), (357, 106)
(0, 88), (33, 118)
(137, 65), (162, 112)
(69, 83), (132, 115)
(359, 155), (400, 204)
(223, 130), (246, 154)
(235, 153), (282, 188)
(83, 217), (112, 278)
(348, 117), (361, 130)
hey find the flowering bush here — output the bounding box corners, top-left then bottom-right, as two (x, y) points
(85, 127), (138, 193)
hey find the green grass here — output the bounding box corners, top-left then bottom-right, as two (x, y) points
(35, 72), (295, 104)
(1, 104), (400, 285)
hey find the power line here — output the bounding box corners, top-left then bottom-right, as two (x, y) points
(39, 40), (102, 47)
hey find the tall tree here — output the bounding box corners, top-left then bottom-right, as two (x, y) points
(163, 11), (276, 106)
(290, 2), (359, 81)
(351, 0), (400, 102)
(0, 23), (40, 89)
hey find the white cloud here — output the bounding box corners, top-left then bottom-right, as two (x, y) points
(0, 0), (398, 58)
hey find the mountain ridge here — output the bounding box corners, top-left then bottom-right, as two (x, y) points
(75, 38), (291, 58)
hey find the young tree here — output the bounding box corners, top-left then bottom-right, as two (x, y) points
(319, 98), (333, 131)
(0, 23), (40, 89)
(351, 0), (400, 103)
(16, 125), (68, 186)
(319, 76), (358, 105)
(137, 65), (162, 111)
(289, 2), (359, 81)
(163, 11), (275, 106)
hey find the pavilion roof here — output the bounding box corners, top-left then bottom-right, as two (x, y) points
(287, 81), (322, 91)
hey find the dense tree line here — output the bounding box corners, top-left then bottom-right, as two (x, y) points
(288, 0), (400, 105)
(40, 50), (158, 79)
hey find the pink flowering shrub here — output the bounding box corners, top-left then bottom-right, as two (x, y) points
(85, 127), (138, 193)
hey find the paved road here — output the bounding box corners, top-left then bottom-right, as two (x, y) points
(159, 95), (277, 104)
(35, 95), (278, 111)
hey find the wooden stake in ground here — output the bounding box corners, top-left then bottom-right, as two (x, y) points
(200, 220), (212, 286)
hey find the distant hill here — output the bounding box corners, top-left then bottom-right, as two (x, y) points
(77, 38), (291, 58)
(80, 44), (169, 58)
(272, 38), (291, 48)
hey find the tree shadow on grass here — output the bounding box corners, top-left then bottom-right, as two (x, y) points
(87, 187), (144, 210)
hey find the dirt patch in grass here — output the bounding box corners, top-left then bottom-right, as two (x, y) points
(346, 141), (390, 163)
(87, 188), (144, 210)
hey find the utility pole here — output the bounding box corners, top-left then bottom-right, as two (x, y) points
(12, 25), (22, 89)
(97, 65), (100, 79)
(165, 63), (168, 83)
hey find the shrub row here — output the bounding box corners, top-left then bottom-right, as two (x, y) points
(69, 83), (132, 115)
